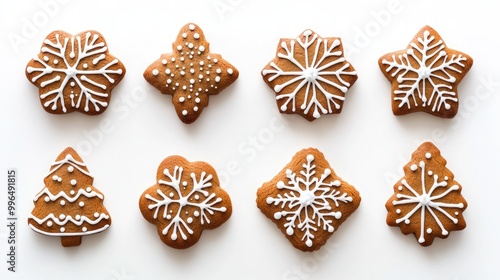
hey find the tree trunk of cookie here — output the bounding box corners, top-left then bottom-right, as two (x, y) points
(60, 236), (82, 247)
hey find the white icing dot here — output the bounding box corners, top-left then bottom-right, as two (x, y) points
(166, 214), (172, 219)
(194, 33), (200, 39)
(426, 228), (432, 234)
(180, 71), (186, 76)
(188, 43), (194, 49)
(165, 69), (171, 75)
(47, 221), (53, 227)
(189, 24), (195, 30)
(398, 186), (403, 191)
(227, 68), (233, 75)
(70, 179), (77, 186)
(182, 33), (187, 39)
(199, 46), (205, 52)
(405, 219), (410, 224)
(194, 195), (200, 200)
(44, 197), (50, 202)
(82, 227), (87, 232)
(43, 56), (49, 61)
(60, 227), (65, 233)
(215, 76), (221, 83)
(182, 110), (188, 116)
(79, 201), (85, 207)
(169, 192), (174, 198)
(53, 59), (58, 64)
(162, 59), (167, 65)
(396, 209), (401, 214)
(52, 175), (58, 181)
(444, 176), (449, 180)
(70, 82), (75, 87)
(193, 106), (198, 112)
(59, 214), (65, 220)
(94, 212), (99, 218)
(57, 177), (62, 182)
(167, 79), (172, 84)
(425, 152), (432, 159)
(216, 68), (222, 74)
(190, 69), (195, 74)
(198, 74), (203, 80)
(190, 78), (195, 84)
(68, 166), (74, 172)
(455, 212), (459, 216)
(70, 190), (75, 195)
(86, 187), (92, 192)
(83, 63), (88, 69)
(75, 215), (81, 220)
(195, 97), (201, 103)
(179, 96), (185, 102)
(152, 69), (159, 76)
(187, 217), (193, 223)
(177, 45), (182, 51)
(410, 164), (418, 171)
(60, 200), (65, 206)
(194, 211), (200, 217)
(171, 57), (176, 62)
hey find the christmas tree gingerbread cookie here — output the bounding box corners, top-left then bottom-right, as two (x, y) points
(139, 155), (232, 249)
(379, 26), (473, 118)
(28, 147), (111, 247)
(256, 148), (361, 251)
(385, 142), (467, 246)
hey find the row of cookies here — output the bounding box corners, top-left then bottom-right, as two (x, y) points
(28, 142), (467, 250)
(25, 23), (473, 123)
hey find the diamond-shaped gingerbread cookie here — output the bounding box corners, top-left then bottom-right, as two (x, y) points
(256, 148), (361, 251)
(144, 23), (239, 124)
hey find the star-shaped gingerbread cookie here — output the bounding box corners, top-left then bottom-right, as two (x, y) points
(262, 29), (358, 121)
(379, 26), (473, 118)
(26, 30), (126, 115)
(385, 142), (467, 246)
(144, 23), (239, 124)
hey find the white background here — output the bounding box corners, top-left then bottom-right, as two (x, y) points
(1, 0), (499, 279)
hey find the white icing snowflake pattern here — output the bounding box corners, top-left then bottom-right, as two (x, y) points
(392, 153), (465, 244)
(26, 31), (125, 114)
(381, 29), (469, 112)
(145, 165), (227, 241)
(266, 154), (353, 248)
(262, 30), (357, 120)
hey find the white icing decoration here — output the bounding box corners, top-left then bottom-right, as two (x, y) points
(82, 227), (87, 232)
(425, 152), (432, 159)
(33, 187), (103, 203)
(189, 24), (195, 31)
(381, 29), (468, 112)
(26, 32), (123, 113)
(152, 69), (159, 76)
(262, 30), (356, 119)
(266, 154), (352, 248)
(47, 154), (93, 178)
(392, 160), (464, 244)
(182, 110), (188, 116)
(70, 179), (77, 186)
(79, 201), (85, 207)
(29, 213), (109, 229)
(60, 200), (65, 206)
(227, 68), (233, 74)
(29, 224), (109, 237)
(145, 166), (226, 241)
(68, 166), (74, 172)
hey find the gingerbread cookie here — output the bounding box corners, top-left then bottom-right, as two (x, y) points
(139, 155), (232, 249)
(385, 142), (467, 246)
(262, 29), (358, 121)
(28, 147), (111, 247)
(256, 148), (361, 251)
(379, 25), (473, 118)
(144, 23), (239, 124)
(26, 30), (126, 115)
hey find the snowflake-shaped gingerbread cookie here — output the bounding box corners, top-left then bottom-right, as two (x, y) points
(26, 30), (126, 115)
(144, 23), (239, 124)
(256, 148), (361, 251)
(386, 142), (467, 246)
(379, 26), (473, 118)
(262, 30), (358, 121)
(139, 155), (232, 249)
